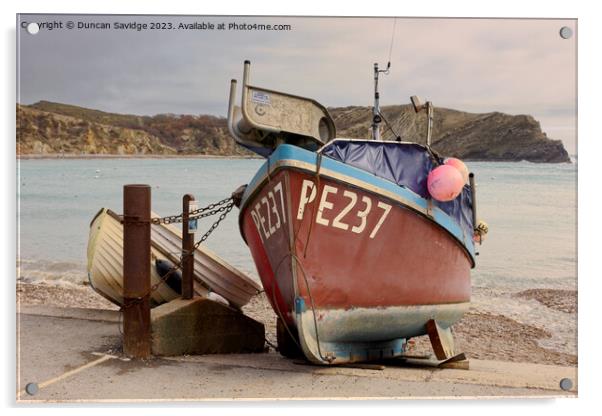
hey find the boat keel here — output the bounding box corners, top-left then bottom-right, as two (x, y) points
(291, 297), (469, 365)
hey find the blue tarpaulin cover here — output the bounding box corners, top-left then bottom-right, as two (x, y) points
(321, 140), (474, 242)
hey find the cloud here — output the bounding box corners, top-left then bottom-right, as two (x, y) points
(17, 15), (577, 152)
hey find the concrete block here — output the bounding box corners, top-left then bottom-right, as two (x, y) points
(151, 297), (265, 356)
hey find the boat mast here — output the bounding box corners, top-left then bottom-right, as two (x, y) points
(372, 64), (381, 140)
(426, 101), (434, 147)
(372, 62), (390, 140)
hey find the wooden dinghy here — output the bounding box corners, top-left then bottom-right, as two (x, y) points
(149, 214), (262, 308)
(87, 208), (261, 308)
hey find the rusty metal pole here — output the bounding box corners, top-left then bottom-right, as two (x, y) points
(182, 194), (195, 300)
(123, 184), (152, 358)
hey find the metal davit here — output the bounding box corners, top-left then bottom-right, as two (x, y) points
(227, 60), (336, 157)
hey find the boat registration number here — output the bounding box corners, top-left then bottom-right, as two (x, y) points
(250, 181), (287, 242)
(250, 179), (392, 242)
(297, 179), (392, 239)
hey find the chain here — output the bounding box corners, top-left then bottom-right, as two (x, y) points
(150, 196), (233, 225)
(120, 200), (235, 311)
(191, 201), (234, 248)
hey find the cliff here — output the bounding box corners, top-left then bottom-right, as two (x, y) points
(17, 101), (570, 162)
(17, 101), (249, 156)
(330, 105), (570, 163)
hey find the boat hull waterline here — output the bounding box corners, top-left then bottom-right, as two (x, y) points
(239, 145), (473, 364)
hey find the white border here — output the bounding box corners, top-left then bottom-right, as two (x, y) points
(3, 1), (598, 415)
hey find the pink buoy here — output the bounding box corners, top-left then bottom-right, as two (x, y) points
(427, 165), (464, 202)
(444, 157), (469, 184)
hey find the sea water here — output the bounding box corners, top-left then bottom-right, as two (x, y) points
(17, 157), (577, 354)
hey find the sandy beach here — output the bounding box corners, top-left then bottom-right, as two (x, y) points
(16, 282), (577, 367)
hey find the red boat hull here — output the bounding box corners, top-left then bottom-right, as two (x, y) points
(241, 164), (472, 364)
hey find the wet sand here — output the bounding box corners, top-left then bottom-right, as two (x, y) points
(515, 288), (577, 313)
(17, 282), (577, 367)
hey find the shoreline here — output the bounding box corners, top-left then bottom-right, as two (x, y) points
(16, 153), (573, 164)
(16, 282), (577, 367)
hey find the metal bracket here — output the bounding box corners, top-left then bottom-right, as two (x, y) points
(426, 198), (434, 218)
(294, 296), (306, 314)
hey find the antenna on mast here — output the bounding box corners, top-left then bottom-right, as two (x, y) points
(371, 18), (397, 140)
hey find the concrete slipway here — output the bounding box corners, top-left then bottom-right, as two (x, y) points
(16, 305), (577, 402)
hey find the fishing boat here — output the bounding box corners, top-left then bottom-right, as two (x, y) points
(228, 61), (485, 365)
(87, 208), (261, 309)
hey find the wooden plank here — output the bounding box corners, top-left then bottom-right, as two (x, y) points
(438, 360), (470, 370)
(342, 363), (386, 371)
(426, 319), (455, 360)
(437, 352), (469, 370)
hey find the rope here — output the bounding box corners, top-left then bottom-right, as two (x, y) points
(378, 109), (401, 141)
(292, 253), (330, 363)
(387, 18), (397, 65)
(263, 156), (332, 363)
(264, 338), (278, 351)
(303, 153), (322, 258)
(271, 255), (304, 353)
(271, 252), (332, 364)
(267, 155), (272, 182)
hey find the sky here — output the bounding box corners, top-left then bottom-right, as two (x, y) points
(17, 15), (577, 154)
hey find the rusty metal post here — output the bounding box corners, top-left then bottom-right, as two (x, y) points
(182, 194), (195, 300)
(123, 184), (152, 358)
